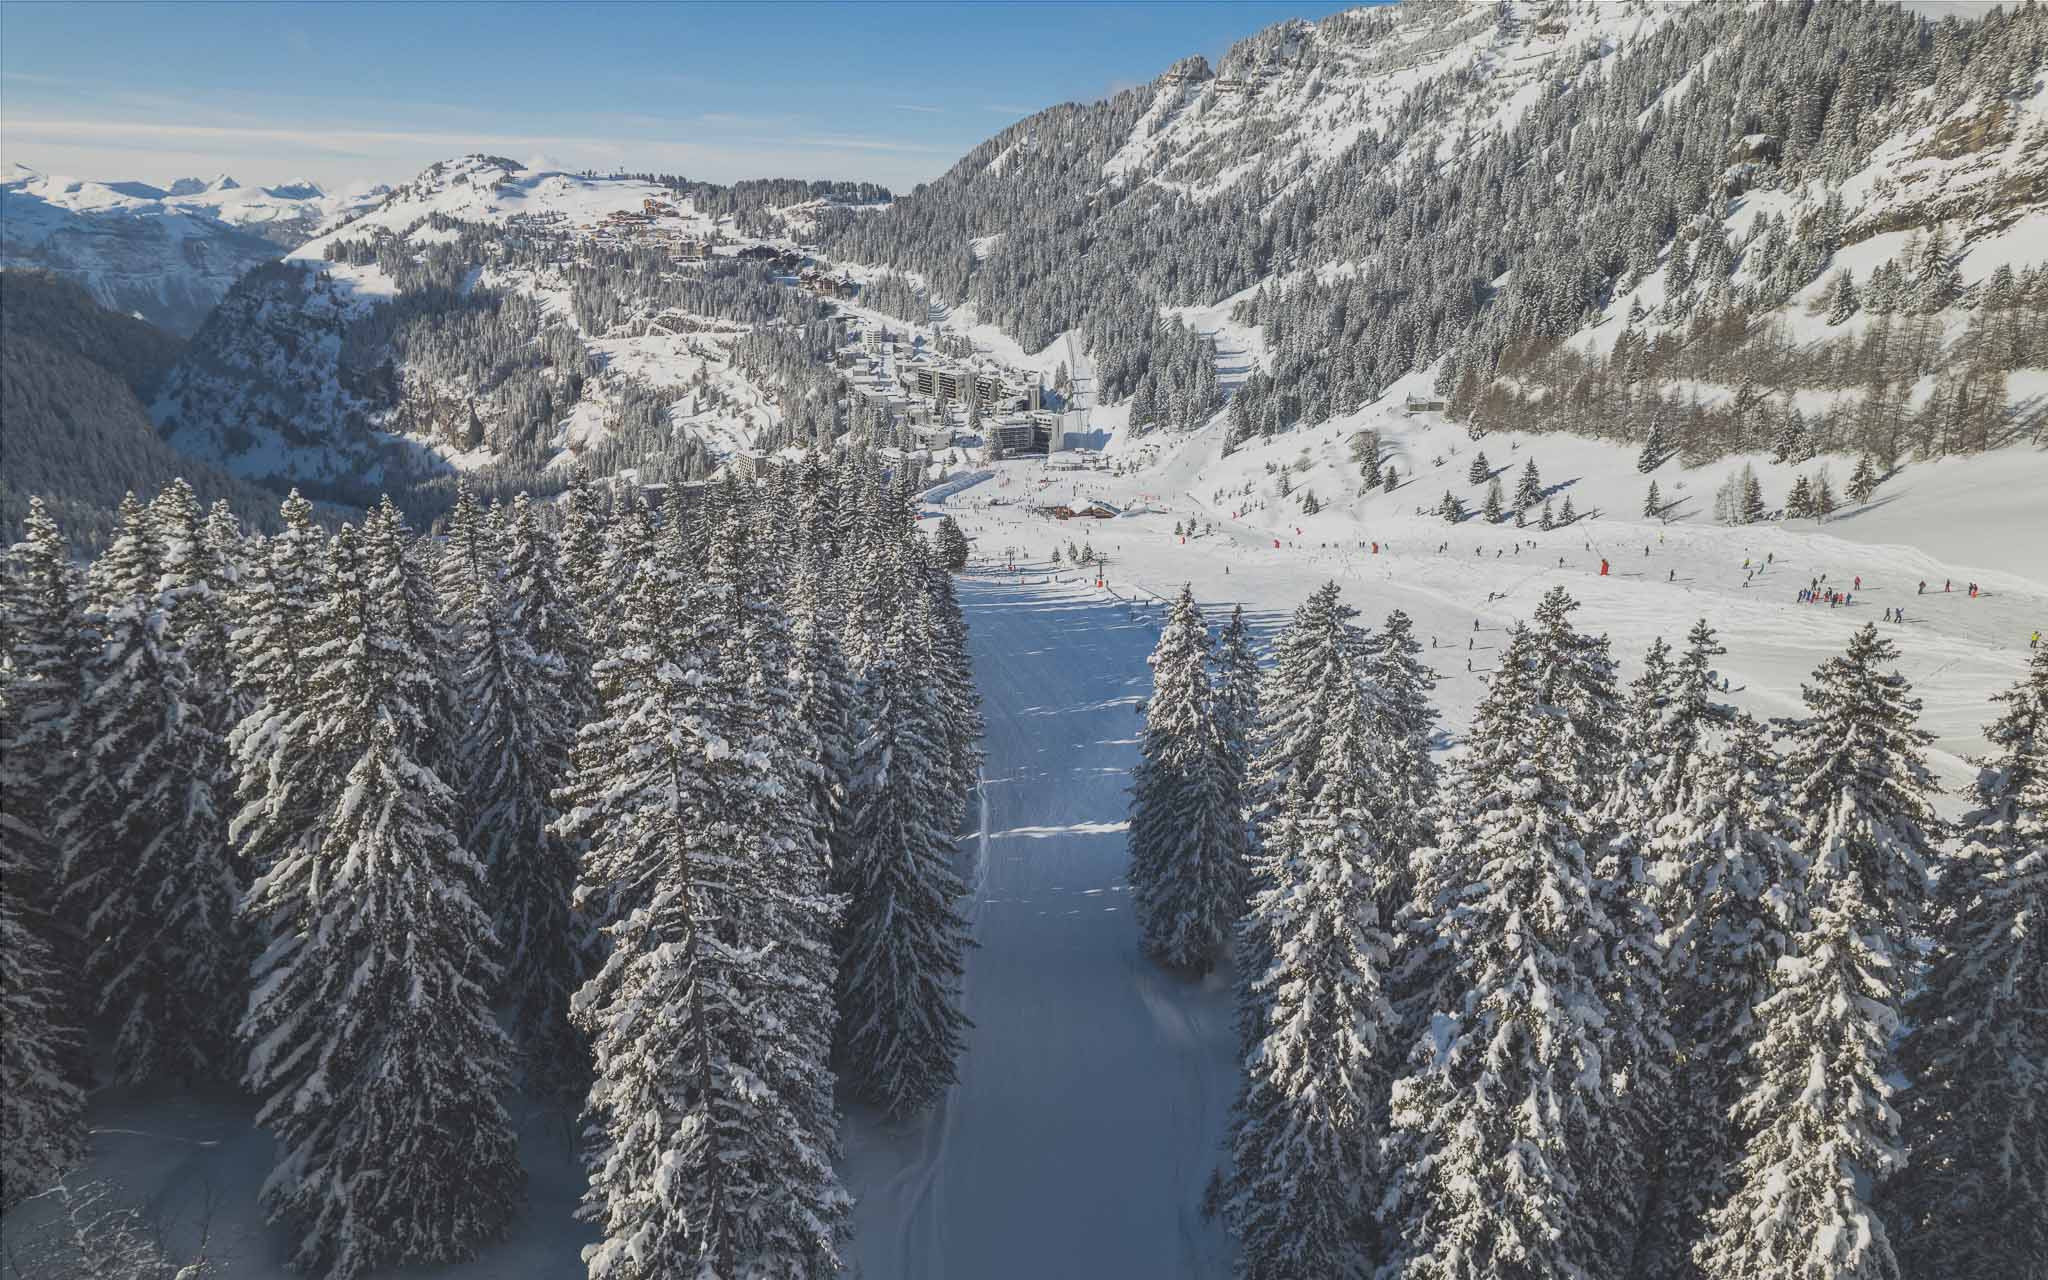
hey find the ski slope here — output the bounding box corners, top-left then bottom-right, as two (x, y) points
(840, 578), (1240, 1279)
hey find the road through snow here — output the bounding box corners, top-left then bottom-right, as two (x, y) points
(840, 576), (1238, 1280)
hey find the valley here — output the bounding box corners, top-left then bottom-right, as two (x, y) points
(3, 1), (2046, 1278)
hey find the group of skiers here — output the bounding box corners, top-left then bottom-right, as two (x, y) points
(1800, 588), (1854, 608)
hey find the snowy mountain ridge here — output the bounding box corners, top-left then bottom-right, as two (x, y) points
(0, 163), (391, 334)
(149, 156), (804, 511)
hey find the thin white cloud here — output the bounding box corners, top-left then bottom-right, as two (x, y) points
(893, 103), (944, 114)
(0, 114), (954, 190)
(9, 116), (948, 157)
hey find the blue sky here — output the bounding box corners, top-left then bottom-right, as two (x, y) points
(1, 1), (1360, 193)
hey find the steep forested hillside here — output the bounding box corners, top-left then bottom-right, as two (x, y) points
(827, 0), (2046, 460)
(150, 157), (849, 523)
(0, 271), (287, 550)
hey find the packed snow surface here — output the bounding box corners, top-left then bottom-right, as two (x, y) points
(840, 580), (1240, 1278)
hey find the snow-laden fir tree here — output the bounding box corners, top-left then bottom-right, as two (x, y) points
(54, 495), (243, 1085)
(786, 544), (859, 886)
(1640, 712), (1800, 1280)
(556, 471), (612, 660)
(707, 497), (846, 1160)
(455, 494), (584, 1077)
(1889, 644), (2046, 1280)
(0, 498), (90, 901)
(1645, 479), (1663, 518)
(933, 514), (969, 570)
(560, 544), (849, 1278)
(1238, 584), (1369, 1036)
(1515, 457), (1543, 510)
(1700, 623), (1942, 1280)
(836, 568), (973, 1118)
(1383, 622), (1622, 1280)
(915, 538), (986, 832)
(1466, 450), (1489, 486)
(1129, 585), (1246, 973)
(150, 479), (241, 735)
(0, 678), (87, 1209)
(86, 492), (161, 610)
(1360, 608), (1439, 875)
(226, 491), (329, 880)
(240, 513), (522, 1280)
(1482, 476), (1504, 522)
(1221, 632), (1403, 1280)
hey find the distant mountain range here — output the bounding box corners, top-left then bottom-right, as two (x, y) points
(0, 164), (390, 334)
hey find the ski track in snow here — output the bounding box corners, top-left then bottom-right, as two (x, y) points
(841, 579), (1238, 1280)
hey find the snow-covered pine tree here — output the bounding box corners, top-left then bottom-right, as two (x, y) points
(561, 546), (849, 1278)
(710, 494), (848, 1235)
(1361, 609), (1439, 876)
(787, 540), (859, 884)
(1847, 455), (1880, 504)
(836, 576), (973, 1118)
(1129, 586), (1245, 973)
(1700, 623), (1941, 1280)
(0, 679), (87, 1209)
(226, 491), (329, 881)
(1515, 457), (1543, 510)
(933, 514), (969, 569)
(914, 537), (986, 832)
(150, 479), (240, 736)
(0, 499), (90, 900)
(436, 482), (493, 645)
(394, 497), (465, 788)
(1482, 476), (1504, 522)
(1638, 413), (1670, 473)
(1383, 622), (1620, 1280)
(1639, 712), (1800, 1280)
(1786, 474), (1814, 519)
(1825, 267), (1859, 324)
(1222, 639), (1403, 1279)
(1889, 645), (2046, 1280)
(1645, 479), (1663, 517)
(458, 497), (583, 1078)
(556, 471), (612, 659)
(1466, 450), (1489, 485)
(55, 493), (243, 1085)
(86, 492), (160, 611)
(240, 514), (522, 1280)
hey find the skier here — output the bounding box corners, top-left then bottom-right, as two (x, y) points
(1919, 580), (1926, 594)
(1854, 575), (1861, 590)
(1669, 568), (1676, 582)
(2033, 630), (2041, 648)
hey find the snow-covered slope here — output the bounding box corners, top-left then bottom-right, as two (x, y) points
(830, 0), (2046, 467)
(149, 155), (813, 509)
(0, 165), (390, 335)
